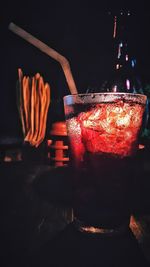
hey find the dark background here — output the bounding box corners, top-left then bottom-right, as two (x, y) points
(0, 0), (150, 139)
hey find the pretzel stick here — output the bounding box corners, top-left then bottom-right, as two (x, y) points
(31, 73), (40, 145)
(26, 76), (31, 135)
(40, 83), (51, 142)
(36, 75), (45, 144)
(25, 76), (36, 143)
(35, 83), (50, 147)
(35, 80), (47, 146)
(9, 22), (78, 95)
(23, 76), (30, 134)
(30, 77), (36, 143)
(18, 68), (26, 136)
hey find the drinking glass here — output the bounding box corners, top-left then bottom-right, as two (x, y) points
(63, 92), (147, 235)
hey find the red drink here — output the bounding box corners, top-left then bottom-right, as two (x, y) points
(63, 93), (147, 234)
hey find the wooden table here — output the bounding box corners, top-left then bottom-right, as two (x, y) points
(0, 147), (150, 266)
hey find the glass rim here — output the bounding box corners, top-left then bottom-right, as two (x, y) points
(64, 92), (147, 98)
(63, 92), (147, 104)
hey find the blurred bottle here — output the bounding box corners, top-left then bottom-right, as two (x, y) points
(101, 10), (149, 132)
(101, 10), (143, 94)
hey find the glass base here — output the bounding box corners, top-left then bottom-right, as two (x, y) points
(73, 218), (130, 236)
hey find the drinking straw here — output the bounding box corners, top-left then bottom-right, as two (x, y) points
(8, 22), (78, 95)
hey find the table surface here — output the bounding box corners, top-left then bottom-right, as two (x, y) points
(0, 147), (150, 267)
